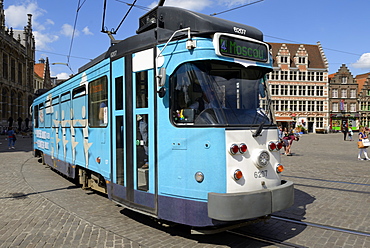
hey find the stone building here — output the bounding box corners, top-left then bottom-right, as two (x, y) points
(356, 72), (370, 127)
(267, 42), (329, 133)
(0, 0), (35, 128)
(328, 64), (358, 131)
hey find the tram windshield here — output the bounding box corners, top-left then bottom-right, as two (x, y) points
(171, 60), (273, 126)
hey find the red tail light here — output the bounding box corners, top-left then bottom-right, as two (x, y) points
(230, 144), (239, 154)
(268, 141), (277, 151)
(239, 143), (247, 154)
(276, 141), (283, 150)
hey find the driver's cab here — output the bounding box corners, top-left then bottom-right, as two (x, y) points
(171, 60), (272, 127)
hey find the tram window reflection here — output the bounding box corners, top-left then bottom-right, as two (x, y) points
(88, 76), (108, 127)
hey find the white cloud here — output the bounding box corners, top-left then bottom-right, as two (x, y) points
(33, 31), (59, 50)
(55, 72), (70, 80)
(4, 2), (46, 30)
(352, 53), (370, 69)
(82, 26), (93, 35)
(61, 23), (79, 37)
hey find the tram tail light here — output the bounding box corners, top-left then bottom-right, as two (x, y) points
(268, 141), (277, 151)
(233, 169), (243, 180)
(239, 143), (248, 154)
(276, 141), (283, 150)
(229, 143), (248, 155)
(230, 144), (240, 155)
(276, 164), (284, 173)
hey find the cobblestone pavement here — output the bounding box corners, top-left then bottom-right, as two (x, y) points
(0, 132), (369, 247)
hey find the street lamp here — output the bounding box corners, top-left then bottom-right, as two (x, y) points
(51, 62), (74, 75)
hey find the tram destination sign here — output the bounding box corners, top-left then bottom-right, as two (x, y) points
(217, 35), (268, 62)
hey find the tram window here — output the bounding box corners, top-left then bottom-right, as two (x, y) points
(88, 76), (108, 127)
(38, 103), (45, 128)
(171, 61), (271, 126)
(136, 71), (148, 108)
(115, 76), (123, 110)
(45, 99), (51, 128)
(72, 86), (87, 127)
(60, 92), (71, 128)
(136, 114), (148, 191)
(34, 105), (39, 128)
(52, 96), (59, 128)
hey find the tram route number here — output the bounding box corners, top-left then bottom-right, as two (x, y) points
(254, 170), (267, 178)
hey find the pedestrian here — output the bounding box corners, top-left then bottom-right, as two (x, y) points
(342, 125), (348, 141)
(358, 126), (369, 160)
(285, 128), (299, 156)
(8, 116), (13, 127)
(25, 117), (30, 130)
(7, 127), (16, 149)
(17, 117), (23, 131)
(348, 128), (353, 141)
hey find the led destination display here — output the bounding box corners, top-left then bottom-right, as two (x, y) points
(218, 35), (268, 62)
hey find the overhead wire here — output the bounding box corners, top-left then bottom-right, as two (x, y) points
(210, 0), (264, 16)
(66, 0), (88, 73)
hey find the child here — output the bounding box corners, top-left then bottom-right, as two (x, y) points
(348, 128), (353, 141)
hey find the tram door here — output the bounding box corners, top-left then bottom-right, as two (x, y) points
(112, 52), (156, 213)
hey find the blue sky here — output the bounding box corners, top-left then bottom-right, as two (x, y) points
(3, 0), (370, 79)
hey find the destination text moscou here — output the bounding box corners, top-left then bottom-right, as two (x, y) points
(219, 37), (267, 62)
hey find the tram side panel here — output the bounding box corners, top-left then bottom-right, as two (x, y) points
(33, 59), (112, 185)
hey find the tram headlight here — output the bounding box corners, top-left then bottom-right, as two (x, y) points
(252, 150), (270, 168)
(195, 171), (204, 183)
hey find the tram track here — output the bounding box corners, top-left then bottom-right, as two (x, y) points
(227, 214), (370, 248)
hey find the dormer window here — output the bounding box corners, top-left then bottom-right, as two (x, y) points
(280, 56), (288, 63)
(298, 57), (306, 64)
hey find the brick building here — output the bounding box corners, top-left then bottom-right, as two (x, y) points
(357, 72), (370, 127)
(328, 64), (358, 131)
(267, 42), (329, 133)
(0, 0), (35, 128)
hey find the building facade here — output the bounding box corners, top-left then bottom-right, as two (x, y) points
(267, 42), (329, 133)
(328, 64), (358, 131)
(0, 0), (35, 128)
(357, 73), (370, 127)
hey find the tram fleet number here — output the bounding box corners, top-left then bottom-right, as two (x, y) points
(254, 170), (267, 178)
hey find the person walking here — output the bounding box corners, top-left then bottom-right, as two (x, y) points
(348, 128), (353, 141)
(342, 125), (348, 141)
(358, 126), (369, 160)
(7, 127), (16, 149)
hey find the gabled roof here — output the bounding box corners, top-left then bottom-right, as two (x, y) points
(34, 63), (45, 78)
(269, 42), (327, 69)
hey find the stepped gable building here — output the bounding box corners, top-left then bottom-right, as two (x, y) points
(0, 0), (35, 127)
(328, 64), (358, 131)
(34, 57), (53, 92)
(356, 72), (370, 127)
(267, 42), (329, 133)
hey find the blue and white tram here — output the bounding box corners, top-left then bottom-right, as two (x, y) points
(32, 6), (294, 230)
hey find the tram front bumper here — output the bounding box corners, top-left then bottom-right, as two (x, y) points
(208, 180), (294, 221)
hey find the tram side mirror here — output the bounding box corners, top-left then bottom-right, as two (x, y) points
(157, 87), (166, 98)
(157, 67), (166, 87)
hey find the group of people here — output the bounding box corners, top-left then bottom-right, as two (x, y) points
(4, 116), (31, 150)
(278, 126), (300, 156)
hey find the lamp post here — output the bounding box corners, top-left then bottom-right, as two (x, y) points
(51, 62), (74, 75)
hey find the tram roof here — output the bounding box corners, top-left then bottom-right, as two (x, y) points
(78, 6), (264, 73)
(137, 6), (263, 41)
